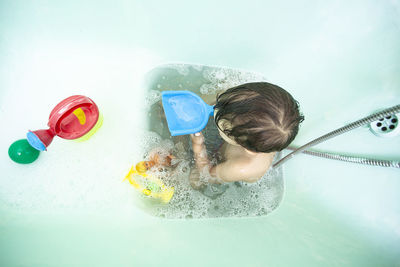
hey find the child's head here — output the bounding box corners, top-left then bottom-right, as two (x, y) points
(214, 82), (304, 153)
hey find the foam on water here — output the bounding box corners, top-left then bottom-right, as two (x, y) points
(133, 129), (283, 219)
(145, 89), (162, 107)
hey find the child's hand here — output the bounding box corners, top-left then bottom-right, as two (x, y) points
(190, 132), (206, 156)
(190, 132), (211, 172)
(189, 167), (205, 190)
(190, 132), (204, 145)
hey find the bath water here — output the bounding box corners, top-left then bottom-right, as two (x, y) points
(140, 64), (283, 218)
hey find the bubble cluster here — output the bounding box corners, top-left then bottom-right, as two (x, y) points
(144, 89), (162, 108)
(134, 142), (284, 219)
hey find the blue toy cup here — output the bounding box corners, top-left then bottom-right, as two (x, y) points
(161, 91), (214, 136)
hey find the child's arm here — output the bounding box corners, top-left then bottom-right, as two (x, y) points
(190, 132), (221, 184)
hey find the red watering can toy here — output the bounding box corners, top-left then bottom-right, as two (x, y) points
(8, 95), (102, 164)
(27, 95), (101, 151)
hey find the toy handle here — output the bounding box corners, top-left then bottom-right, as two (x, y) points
(207, 104), (215, 118)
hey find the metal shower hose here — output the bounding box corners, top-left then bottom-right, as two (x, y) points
(272, 104), (400, 169)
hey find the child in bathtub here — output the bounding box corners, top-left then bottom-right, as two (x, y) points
(189, 82), (304, 189)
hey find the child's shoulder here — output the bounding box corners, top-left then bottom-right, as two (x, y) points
(238, 152), (276, 182)
(216, 152), (275, 183)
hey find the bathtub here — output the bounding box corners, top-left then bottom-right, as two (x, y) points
(0, 0), (399, 266)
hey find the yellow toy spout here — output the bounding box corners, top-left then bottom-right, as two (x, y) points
(123, 164), (174, 204)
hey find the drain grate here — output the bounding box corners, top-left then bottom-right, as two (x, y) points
(370, 113), (399, 137)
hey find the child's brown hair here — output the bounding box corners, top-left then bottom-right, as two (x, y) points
(214, 82), (304, 153)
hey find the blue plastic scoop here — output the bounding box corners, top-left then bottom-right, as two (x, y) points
(161, 90), (214, 136)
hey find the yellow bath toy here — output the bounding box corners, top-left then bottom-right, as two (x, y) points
(123, 163), (174, 203)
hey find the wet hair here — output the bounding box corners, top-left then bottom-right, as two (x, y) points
(214, 82), (304, 153)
